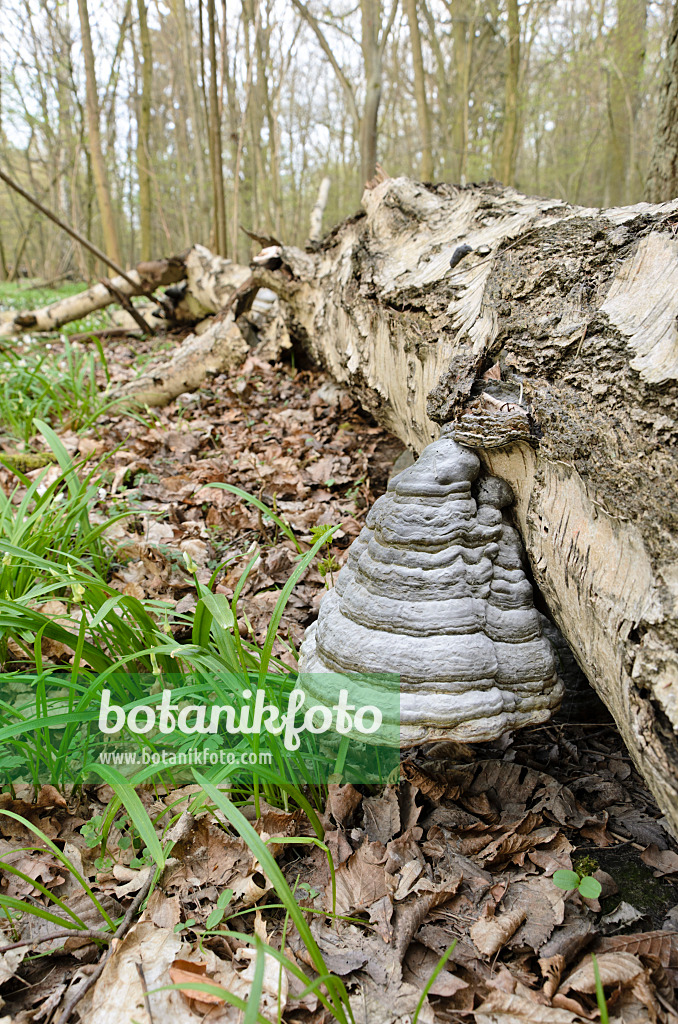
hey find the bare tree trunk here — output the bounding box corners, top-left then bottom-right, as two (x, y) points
(0, 256), (185, 336)
(360, 0), (382, 185)
(231, 0), (261, 261)
(252, 176), (678, 836)
(420, 0), (454, 178)
(207, 0), (228, 255)
(171, 0), (209, 240)
(646, 0), (678, 201)
(498, 0), (521, 184)
(604, 0), (647, 206)
(405, 0), (433, 180)
(135, 0), (153, 261)
(76, 0), (122, 265)
(308, 176), (331, 243)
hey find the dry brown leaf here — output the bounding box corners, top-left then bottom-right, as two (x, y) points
(84, 922), (184, 1024)
(641, 843), (678, 876)
(363, 787), (400, 845)
(169, 959), (226, 1005)
(593, 930), (678, 968)
(471, 904), (528, 956)
(475, 988), (580, 1022)
(143, 889), (182, 929)
(403, 942), (468, 996)
(331, 840), (397, 916)
(562, 951), (644, 993)
(539, 954), (566, 999)
(0, 847), (64, 897)
(501, 876), (566, 950)
(327, 783), (363, 827)
(0, 948), (25, 986)
(558, 951), (662, 1020)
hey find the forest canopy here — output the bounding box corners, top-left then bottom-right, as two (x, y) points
(0, 0), (674, 279)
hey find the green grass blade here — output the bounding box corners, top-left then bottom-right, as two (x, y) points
(412, 939), (458, 1024)
(87, 764), (166, 869)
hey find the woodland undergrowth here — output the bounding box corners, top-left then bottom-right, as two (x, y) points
(0, 311), (676, 1024)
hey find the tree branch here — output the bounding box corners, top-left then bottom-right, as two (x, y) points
(289, 0), (361, 132)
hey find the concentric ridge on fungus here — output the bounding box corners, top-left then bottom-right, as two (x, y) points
(298, 429), (563, 745)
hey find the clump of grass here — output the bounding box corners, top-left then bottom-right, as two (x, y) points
(0, 339), (126, 443)
(0, 430), (369, 1023)
(0, 280), (88, 313)
(0, 422), (120, 598)
(0, 431), (347, 802)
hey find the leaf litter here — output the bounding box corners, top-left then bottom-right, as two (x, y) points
(0, 336), (677, 1022)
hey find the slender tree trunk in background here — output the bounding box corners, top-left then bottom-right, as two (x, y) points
(498, 0), (520, 184)
(232, 0), (261, 260)
(421, 0), (453, 178)
(360, 0), (382, 184)
(76, 0), (122, 265)
(207, 0), (227, 254)
(604, 0), (647, 206)
(646, 0), (678, 201)
(172, 0), (209, 240)
(406, 0), (433, 180)
(136, 0), (152, 260)
(449, 0), (473, 183)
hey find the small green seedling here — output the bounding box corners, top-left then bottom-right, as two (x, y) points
(206, 888), (234, 929)
(311, 524), (341, 588)
(552, 867), (602, 899)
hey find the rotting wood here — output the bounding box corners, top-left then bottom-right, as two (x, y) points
(249, 175), (678, 836)
(113, 311), (249, 406)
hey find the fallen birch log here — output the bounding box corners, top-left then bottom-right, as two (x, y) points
(0, 256), (186, 337)
(113, 311), (249, 406)
(109, 253), (258, 406)
(251, 176), (678, 836)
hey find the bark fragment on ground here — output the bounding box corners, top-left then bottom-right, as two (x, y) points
(251, 176), (678, 836)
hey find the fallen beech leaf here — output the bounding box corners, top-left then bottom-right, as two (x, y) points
(86, 922), (183, 1024)
(559, 951), (661, 1022)
(327, 782), (363, 827)
(403, 942), (468, 997)
(331, 840), (397, 915)
(475, 988), (580, 1022)
(0, 948), (25, 986)
(594, 930), (678, 967)
(471, 905), (527, 956)
(561, 951), (644, 993)
(539, 954), (566, 999)
(363, 787), (400, 845)
(169, 959), (226, 1004)
(641, 843), (678, 876)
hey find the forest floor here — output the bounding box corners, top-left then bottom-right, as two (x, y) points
(0, 297), (677, 1023)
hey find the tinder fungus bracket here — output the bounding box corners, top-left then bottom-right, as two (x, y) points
(298, 430), (563, 745)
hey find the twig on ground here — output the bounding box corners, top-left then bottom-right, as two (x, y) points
(0, 929), (112, 953)
(55, 871), (154, 1024)
(136, 962), (154, 1024)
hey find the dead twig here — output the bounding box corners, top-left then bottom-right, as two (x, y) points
(136, 962), (154, 1024)
(0, 929), (112, 953)
(55, 871), (154, 1024)
(100, 276), (155, 336)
